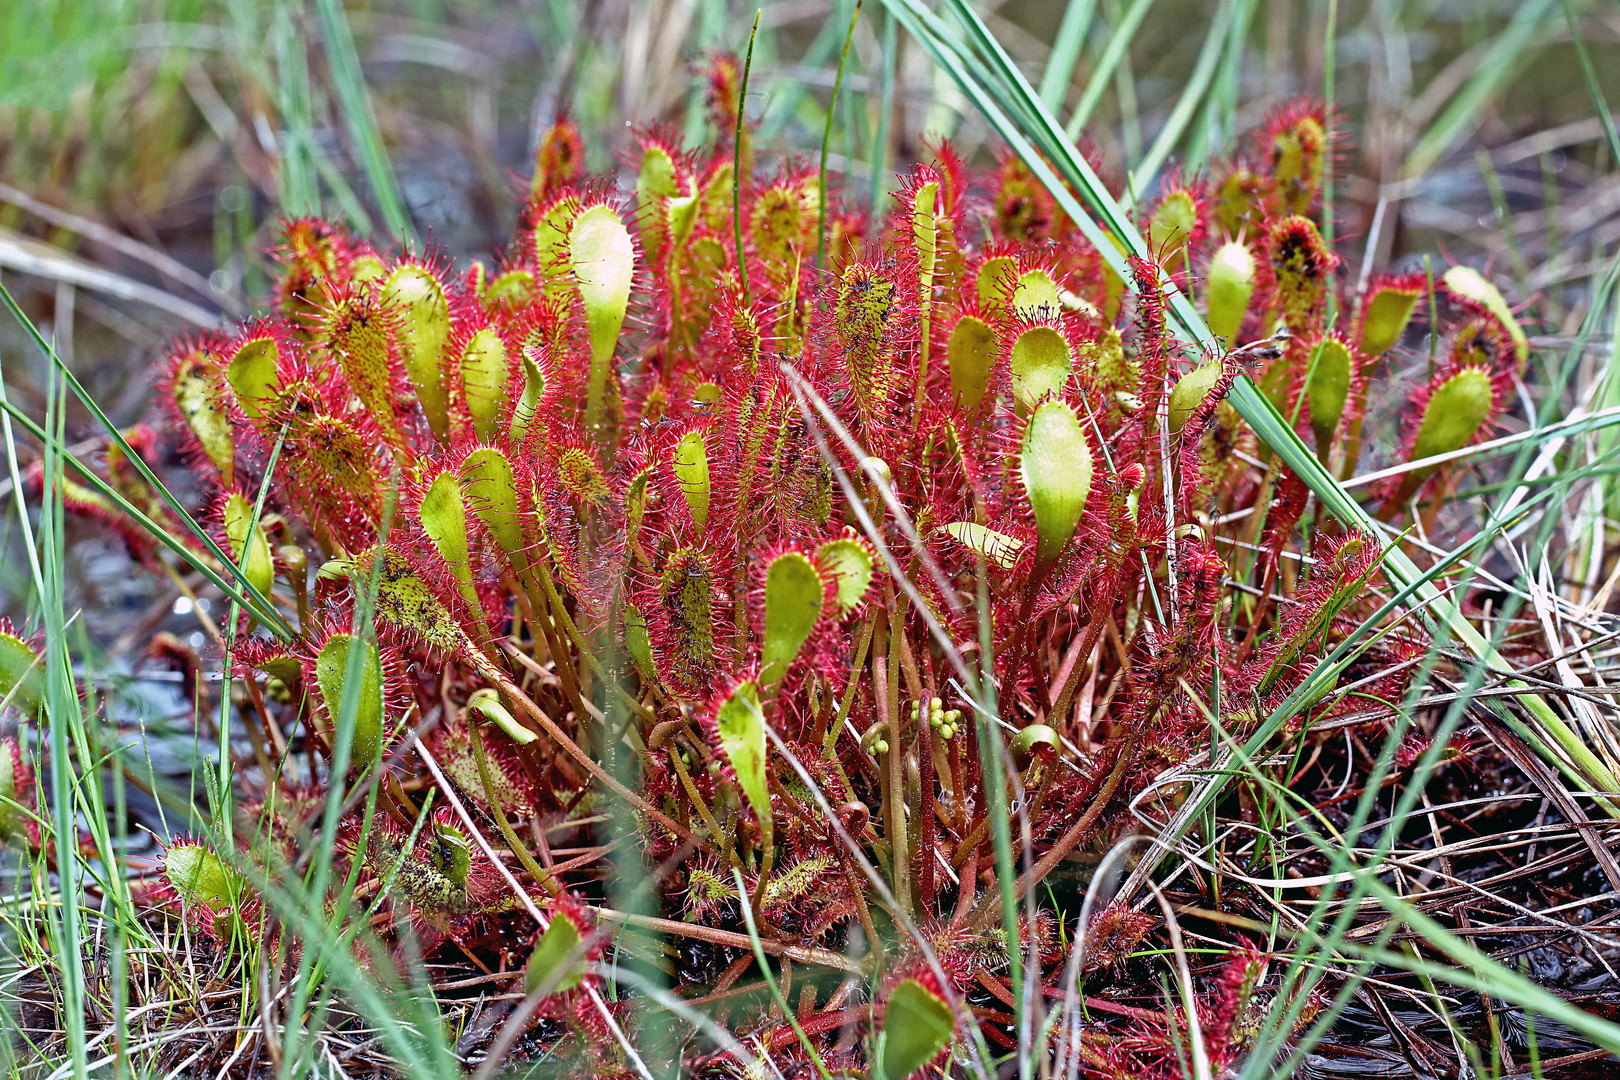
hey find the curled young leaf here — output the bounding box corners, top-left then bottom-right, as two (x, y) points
(939, 521), (1024, 570)
(1443, 265), (1527, 367)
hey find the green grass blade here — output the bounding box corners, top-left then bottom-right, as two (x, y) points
(819, 0), (863, 271)
(1037, 0), (1097, 112)
(1402, 0), (1563, 179)
(1063, 0), (1156, 140)
(312, 0), (414, 243)
(0, 280), (293, 636)
(1134, 0), (1233, 187)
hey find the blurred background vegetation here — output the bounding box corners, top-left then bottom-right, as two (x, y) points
(2, 0), (1618, 717)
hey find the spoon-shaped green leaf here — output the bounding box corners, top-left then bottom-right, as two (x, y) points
(221, 493), (274, 601)
(1009, 325), (1071, 410)
(878, 978), (955, 1080)
(315, 634), (386, 772)
(1020, 400), (1092, 572)
(382, 265), (452, 440)
(714, 679), (772, 850)
(673, 429), (711, 529)
(760, 552), (824, 692)
(815, 537), (874, 616)
(571, 204), (635, 436)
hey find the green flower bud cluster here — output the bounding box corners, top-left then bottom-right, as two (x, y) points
(911, 696), (963, 741)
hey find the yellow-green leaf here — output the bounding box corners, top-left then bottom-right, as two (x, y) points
(673, 429), (711, 529)
(1443, 266), (1526, 365)
(947, 315), (996, 412)
(227, 337), (280, 422)
(814, 537), (874, 616)
(714, 680), (771, 843)
(466, 687), (535, 746)
(1205, 241), (1255, 347)
(940, 521), (1024, 570)
(1009, 325), (1071, 409)
(1168, 360), (1224, 433)
(418, 471), (484, 615)
(383, 265), (451, 440)
(221, 493), (274, 601)
(0, 633), (43, 717)
(315, 635), (386, 771)
(571, 204), (636, 433)
(879, 978), (955, 1080)
(459, 327), (510, 443)
(1359, 281), (1421, 356)
(1020, 399), (1092, 569)
(525, 911), (587, 996)
(1305, 338), (1353, 453)
(760, 552), (824, 691)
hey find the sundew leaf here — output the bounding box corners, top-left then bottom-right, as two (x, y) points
(815, 537), (874, 616)
(1012, 268), (1061, 318)
(976, 255), (1017, 308)
(315, 634), (385, 772)
(940, 521), (1024, 570)
(570, 204), (636, 434)
(1149, 190), (1197, 256)
(1205, 241), (1255, 347)
(1443, 265), (1527, 365)
(760, 552), (824, 692)
(327, 294), (403, 445)
(171, 348), (234, 484)
(164, 843), (245, 907)
(226, 336), (280, 422)
(418, 471), (483, 614)
(1168, 359), (1224, 433)
(1009, 325), (1071, 409)
(878, 978), (955, 1080)
(383, 264), (452, 441)
(714, 680), (772, 844)
(623, 604), (658, 682)
(1411, 367), (1494, 468)
(636, 143), (678, 235)
(221, 492), (275, 600)
(673, 429), (711, 528)
(913, 180), (939, 288)
(525, 911), (586, 996)
(1021, 399), (1092, 570)
(509, 353), (547, 444)
(366, 548), (482, 657)
(0, 632), (43, 717)
(1306, 338), (1353, 453)
(1360, 280), (1422, 355)
(947, 315), (996, 412)
(460, 447), (525, 559)
(459, 327), (509, 443)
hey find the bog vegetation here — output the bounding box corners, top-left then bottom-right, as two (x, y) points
(6, 3), (1620, 1077)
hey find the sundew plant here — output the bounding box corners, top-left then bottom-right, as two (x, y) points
(5, 2), (1620, 1079)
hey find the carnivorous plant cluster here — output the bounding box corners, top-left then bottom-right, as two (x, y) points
(10, 72), (1536, 1079)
